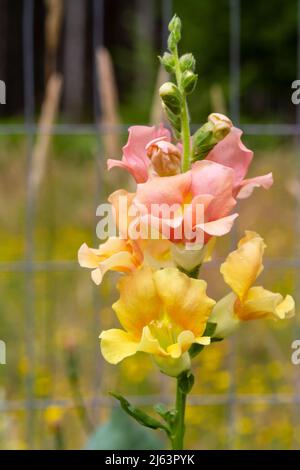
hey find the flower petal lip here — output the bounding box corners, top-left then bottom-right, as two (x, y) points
(78, 237), (142, 285)
(107, 125), (170, 183)
(99, 329), (139, 364)
(237, 286), (295, 321)
(236, 172), (273, 199)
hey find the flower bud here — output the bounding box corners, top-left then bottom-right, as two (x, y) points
(146, 137), (181, 176)
(208, 113), (232, 139)
(168, 14), (181, 36)
(163, 104), (181, 139)
(159, 52), (175, 73)
(181, 70), (198, 95)
(167, 15), (181, 51)
(159, 82), (182, 115)
(208, 112), (232, 127)
(192, 113), (233, 161)
(179, 53), (196, 72)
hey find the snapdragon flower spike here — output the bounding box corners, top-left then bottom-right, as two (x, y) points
(99, 266), (215, 377)
(210, 231), (295, 338)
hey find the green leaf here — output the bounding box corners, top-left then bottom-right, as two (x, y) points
(178, 371), (195, 394)
(110, 393), (170, 436)
(153, 403), (178, 426)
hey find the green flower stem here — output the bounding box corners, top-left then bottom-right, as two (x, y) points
(173, 47), (191, 173)
(172, 377), (187, 450)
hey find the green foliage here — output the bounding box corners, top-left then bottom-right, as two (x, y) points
(178, 371), (195, 394)
(85, 408), (164, 450)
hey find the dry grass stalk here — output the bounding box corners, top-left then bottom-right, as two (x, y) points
(96, 47), (121, 159)
(210, 83), (227, 114)
(44, 0), (63, 79)
(30, 73), (62, 196)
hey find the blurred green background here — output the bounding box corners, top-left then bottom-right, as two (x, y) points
(0, 0), (300, 450)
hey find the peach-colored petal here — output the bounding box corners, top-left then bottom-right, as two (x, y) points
(237, 172), (273, 199)
(191, 160), (236, 219)
(206, 127), (253, 185)
(135, 172), (191, 208)
(201, 213), (239, 236)
(78, 237), (142, 285)
(108, 189), (136, 237)
(107, 125), (170, 183)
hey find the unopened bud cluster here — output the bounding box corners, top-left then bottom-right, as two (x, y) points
(159, 15), (198, 139)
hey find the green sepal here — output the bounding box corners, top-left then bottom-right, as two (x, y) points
(192, 122), (217, 161)
(177, 264), (200, 279)
(189, 322), (217, 358)
(179, 53), (196, 72)
(178, 371), (195, 394)
(182, 71), (198, 95)
(159, 53), (175, 73)
(163, 105), (181, 139)
(159, 82), (182, 115)
(153, 403), (178, 427)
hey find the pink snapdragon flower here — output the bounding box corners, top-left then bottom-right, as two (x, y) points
(132, 160), (239, 246)
(107, 123), (273, 198)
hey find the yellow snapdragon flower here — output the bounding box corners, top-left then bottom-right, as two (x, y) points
(99, 266), (215, 376)
(211, 231), (295, 338)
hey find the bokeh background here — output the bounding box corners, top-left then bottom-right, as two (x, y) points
(0, 0), (300, 450)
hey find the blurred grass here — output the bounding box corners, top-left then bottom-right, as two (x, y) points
(0, 132), (299, 449)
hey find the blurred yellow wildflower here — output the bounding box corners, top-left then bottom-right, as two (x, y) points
(44, 406), (64, 431)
